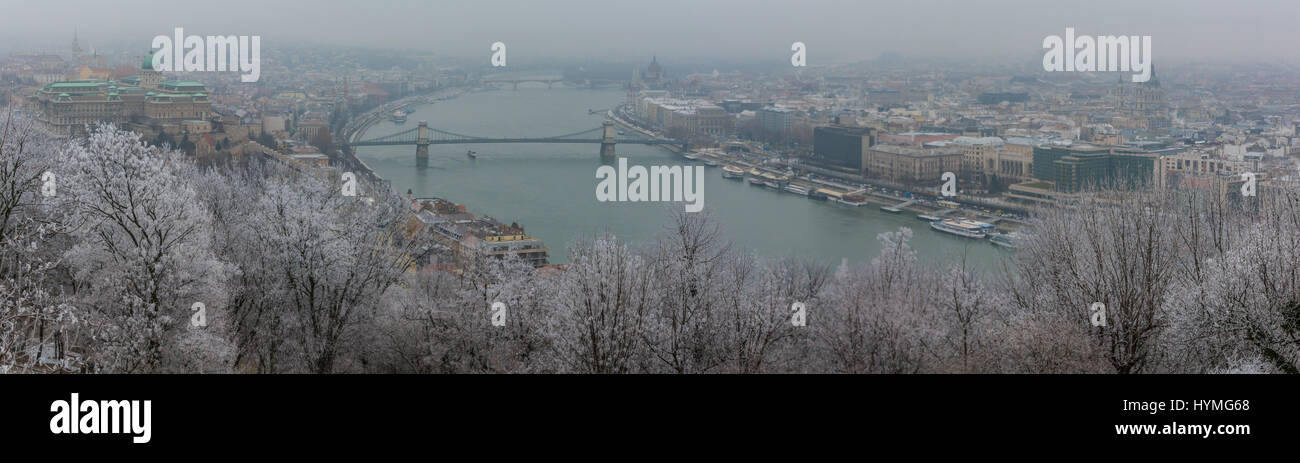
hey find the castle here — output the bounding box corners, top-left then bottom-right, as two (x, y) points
(28, 51), (211, 137)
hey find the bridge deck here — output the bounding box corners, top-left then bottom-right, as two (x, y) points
(346, 124), (677, 147)
(350, 138), (678, 146)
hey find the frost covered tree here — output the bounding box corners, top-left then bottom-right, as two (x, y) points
(642, 210), (732, 373)
(1187, 188), (1300, 373)
(933, 258), (1006, 373)
(719, 256), (826, 373)
(1007, 191), (1182, 374)
(548, 236), (654, 373)
(374, 253), (555, 373)
(814, 227), (936, 373)
(216, 164), (413, 373)
(0, 110), (83, 372)
(57, 125), (234, 372)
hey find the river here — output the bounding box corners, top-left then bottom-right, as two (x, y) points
(354, 85), (1010, 269)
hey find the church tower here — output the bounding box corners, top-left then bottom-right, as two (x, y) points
(71, 28), (85, 60)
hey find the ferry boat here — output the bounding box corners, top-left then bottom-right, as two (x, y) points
(747, 177), (765, 187)
(990, 231), (1027, 249)
(704, 160), (719, 167)
(762, 179), (782, 190)
(930, 218), (990, 239)
(466, 150), (478, 158)
(880, 206), (903, 213)
(784, 184), (810, 196)
(389, 110), (408, 123)
(808, 190), (829, 201)
(916, 214), (942, 222)
(721, 165), (745, 179)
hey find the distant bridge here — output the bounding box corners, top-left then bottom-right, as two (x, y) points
(481, 76), (564, 90)
(480, 76), (624, 89)
(347, 121), (682, 166)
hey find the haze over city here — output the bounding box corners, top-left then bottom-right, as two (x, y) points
(3, 0), (1298, 64)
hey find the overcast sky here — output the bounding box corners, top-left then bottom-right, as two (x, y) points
(3, 0), (1297, 65)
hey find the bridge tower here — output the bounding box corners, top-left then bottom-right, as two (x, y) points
(600, 121), (617, 159)
(416, 121), (430, 168)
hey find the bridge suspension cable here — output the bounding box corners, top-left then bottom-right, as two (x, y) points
(347, 124), (674, 146)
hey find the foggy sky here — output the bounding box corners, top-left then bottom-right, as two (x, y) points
(3, 0), (1297, 65)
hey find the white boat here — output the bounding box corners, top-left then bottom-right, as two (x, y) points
(930, 218), (990, 239)
(721, 165), (745, 179)
(917, 214), (942, 222)
(784, 184), (810, 196)
(990, 231), (1028, 249)
(880, 206), (903, 213)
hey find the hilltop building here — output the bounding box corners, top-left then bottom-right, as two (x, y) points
(27, 51), (211, 137)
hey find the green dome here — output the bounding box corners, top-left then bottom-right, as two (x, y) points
(142, 52), (154, 70)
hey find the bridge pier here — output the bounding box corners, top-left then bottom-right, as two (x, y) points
(416, 120), (430, 168)
(600, 121), (616, 159)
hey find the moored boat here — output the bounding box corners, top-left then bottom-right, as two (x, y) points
(930, 218), (990, 239)
(784, 184), (810, 196)
(722, 165), (745, 179)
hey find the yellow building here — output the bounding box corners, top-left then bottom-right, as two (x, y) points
(74, 65), (111, 81)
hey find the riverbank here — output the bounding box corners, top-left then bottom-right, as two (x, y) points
(609, 104), (1025, 233)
